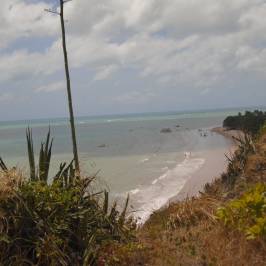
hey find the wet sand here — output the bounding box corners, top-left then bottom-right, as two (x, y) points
(168, 127), (239, 203)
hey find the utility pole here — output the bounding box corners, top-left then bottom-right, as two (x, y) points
(45, 0), (80, 174)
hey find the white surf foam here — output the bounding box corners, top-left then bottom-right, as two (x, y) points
(129, 188), (140, 195)
(152, 172), (168, 185)
(130, 155), (205, 224)
(152, 179), (158, 185)
(140, 157), (150, 163)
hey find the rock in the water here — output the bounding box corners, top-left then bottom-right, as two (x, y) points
(98, 144), (107, 148)
(160, 128), (172, 133)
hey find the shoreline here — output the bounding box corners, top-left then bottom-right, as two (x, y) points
(211, 126), (244, 144)
(167, 126), (239, 204)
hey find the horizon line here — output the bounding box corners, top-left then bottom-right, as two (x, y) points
(0, 105), (266, 123)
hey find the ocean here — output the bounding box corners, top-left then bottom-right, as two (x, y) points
(0, 109), (247, 222)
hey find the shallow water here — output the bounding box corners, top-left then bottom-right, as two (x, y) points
(0, 109), (242, 222)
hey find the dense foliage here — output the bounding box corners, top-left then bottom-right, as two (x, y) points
(0, 172), (134, 265)
(223, 110), (266, 135)
(217, 183), (266, 240)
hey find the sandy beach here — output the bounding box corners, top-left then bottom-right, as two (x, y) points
(168, 127), (239, 203)
(211, 126), (244, 144)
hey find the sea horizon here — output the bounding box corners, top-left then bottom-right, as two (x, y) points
(1, 105), (266, 125)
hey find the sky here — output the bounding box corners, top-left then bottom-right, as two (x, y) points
(1, 0), (266, 120)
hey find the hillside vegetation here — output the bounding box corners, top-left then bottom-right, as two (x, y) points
(223, 110), (266, 135)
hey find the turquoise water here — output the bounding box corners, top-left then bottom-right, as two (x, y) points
(0, 108), (247, 221)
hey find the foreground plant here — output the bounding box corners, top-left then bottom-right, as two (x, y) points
(217, 183), (266, 240)
(0, 130), (135, 265)
(221, 133), (255, 187)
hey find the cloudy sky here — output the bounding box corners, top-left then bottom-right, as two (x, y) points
(1, 0), (266, 120)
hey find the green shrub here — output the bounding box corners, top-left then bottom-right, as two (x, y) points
(216, 183), (266, 240)
(223, 110), (266, 136)
(0, 176), (135, 265)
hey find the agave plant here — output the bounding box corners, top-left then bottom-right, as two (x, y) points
(26, 127), (53, 183)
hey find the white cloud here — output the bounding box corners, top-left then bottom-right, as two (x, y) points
(0, 0), (58, 50)
(35, 81), (65, 93)
(0, 46), (62, 83)
(1, 0), (266, 109)
(94, 65), (118, 81)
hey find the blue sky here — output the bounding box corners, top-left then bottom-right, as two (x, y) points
(1, 0), (266, 120)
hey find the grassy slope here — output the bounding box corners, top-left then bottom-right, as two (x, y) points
(102, 131), (266, 265)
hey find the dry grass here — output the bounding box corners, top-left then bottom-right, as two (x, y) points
(116, 197), (266, 266)
(0, 169), (22, 199)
